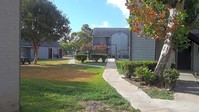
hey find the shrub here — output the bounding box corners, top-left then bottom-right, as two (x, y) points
(91, 54), (107, 62)
(75, 54), (87, 63)
(121, 61), (157, 78)
(163, 68), (180, 89)
(134, 66), (157, 85)
(121, 60), (176, 79)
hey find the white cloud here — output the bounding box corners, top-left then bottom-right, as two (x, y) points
(106, 0), (129, 18)
(91, 21), (110, 28)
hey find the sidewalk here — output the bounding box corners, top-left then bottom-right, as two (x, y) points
(103, 59), (199, 112)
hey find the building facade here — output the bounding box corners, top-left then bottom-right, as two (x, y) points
(0, 0), (20, 111)
(93, 27), (199, 72)
(20, 40), (63, 59)
(92, 28), (129, 58)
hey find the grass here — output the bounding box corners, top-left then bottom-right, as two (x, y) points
(20, 60), (139, 112)
(83, 61), (107, 67)
(142, 87), (174, 100)
(37, 59), (69, 65)
(116, 60), (125, 75)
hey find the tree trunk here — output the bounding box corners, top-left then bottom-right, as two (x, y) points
(154, 34), (174, 77)
(154, 8), (176, 86)
(33, 46), (39, 64)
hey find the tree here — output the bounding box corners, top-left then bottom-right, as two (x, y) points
(21, 0), (70, 64)
(126, 0), (198, 84)
(80, 43), (93, 52)
(77, 24), (93, 45)
(60, 32), (80, 55)
(93, 42), (108, 53)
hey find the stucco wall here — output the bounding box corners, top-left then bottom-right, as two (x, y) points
(38, 47), (49, 59)
(132, 34), (155, 60)
(0, 0), (20, 112)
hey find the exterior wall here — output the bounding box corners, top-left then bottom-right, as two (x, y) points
(111, 33), (128, 55)
(0, 0), (20, 112)
(24, 47), (62, 59)
(155, 40), (164, 60)
(193, 43), (199, 72)
(93, 37), (108, 46)
(38, 47), (48, 59)
(132, 34), (155, 60)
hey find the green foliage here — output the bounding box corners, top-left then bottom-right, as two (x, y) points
(173, 12), (190, 52)
(91, 54), (107, 62)
(77, 24), (93, 47)
(121, 60), (176, 79)
(75, 54), (87, 63)
(121, 61), (157, 78)
(163, 68), (180, 88)
(60, 41), (73, 55)
(134, 66), (157, 85)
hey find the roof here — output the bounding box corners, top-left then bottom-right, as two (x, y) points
(20, 40), (62, 47)
(188, 30), (199, 45)
(92, 28), (129, 37)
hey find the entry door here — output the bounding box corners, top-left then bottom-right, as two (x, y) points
(59, 49), (62, 58)
(177, 46), (191, 70)
(48, 48), (52, 59)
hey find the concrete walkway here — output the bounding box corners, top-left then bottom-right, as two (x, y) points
(103, 59), (199, 112)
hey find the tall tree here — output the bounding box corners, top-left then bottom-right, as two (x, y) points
(60, 32), (78, 55)
(77, 24), (93, 45)
(126, 0), (198, 84)
(21, 0), (70, 64)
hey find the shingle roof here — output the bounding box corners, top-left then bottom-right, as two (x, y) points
(92, 28), (129, 37)
(20, 40), (62, 47)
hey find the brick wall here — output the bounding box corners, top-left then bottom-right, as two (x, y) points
(0, 0), (20, 112)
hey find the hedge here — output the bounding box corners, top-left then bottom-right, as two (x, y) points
(121, 60), (176, 78)
(91, 54), (107, 62)
(75, 54), (87, 63)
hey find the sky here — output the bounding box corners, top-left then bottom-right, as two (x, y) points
(51, 0), (129, 32)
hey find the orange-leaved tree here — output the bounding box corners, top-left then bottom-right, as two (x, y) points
(126, 0), (198, 83)
(93, 42), (108, 53)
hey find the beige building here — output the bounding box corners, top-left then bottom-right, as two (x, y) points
(0, 0), (20, 112)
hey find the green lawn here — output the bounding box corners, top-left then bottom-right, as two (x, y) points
(21, 60), (138, 112)
(83, 61), (107, 67)
(116, 60), (125, 75)
(142, 87), (174, 100)
(37, 59), (69, 65)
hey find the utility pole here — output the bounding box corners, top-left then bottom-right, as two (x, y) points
(129, 26), (133, 61)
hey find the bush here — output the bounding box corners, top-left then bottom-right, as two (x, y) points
(91, 54), (107, 62)
(163, 68), (180, 89)
(121, 61), (157, 78)
(75, 54), (87, 63)
(121, 60), (176, 79)
(134, 66), (157, 85)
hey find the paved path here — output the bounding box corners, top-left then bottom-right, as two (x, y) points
(103, 59), (199, 112)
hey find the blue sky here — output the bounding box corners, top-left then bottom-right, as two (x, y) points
(52, 0), (129, 32)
